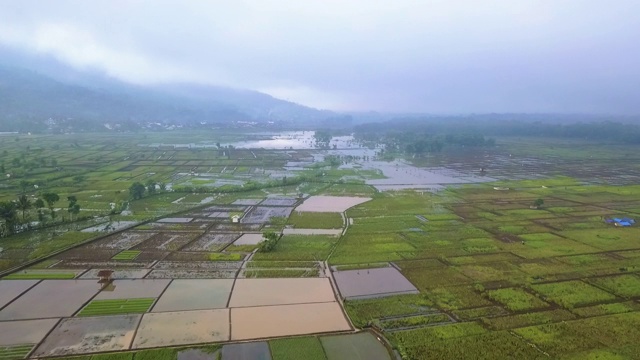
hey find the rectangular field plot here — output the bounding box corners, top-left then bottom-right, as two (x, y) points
(333, 267), (418, 300)
(133, 232), (199, 251)
(295, 196), (371, 212)
(532, 280), (617, 308)
(588, 274), (640, 298)
(79, 268), (150, 279)
(32, 315), (140, 357)
(486, 288), (550, 311)
(229, 278), (336, 307)
(112, 250), (142, 260)
(3, 268), (80, 280)
(233, 198), (263, 205)
(86, 232), (157, 250)
(231, 303), (351, 340)
(156, 217), (193, 223)
(282, 228), (342, 236)
(222, 342), (271, 360)
(233, 233), (265, 245)
(261, 197), (298, 206)
(269, 337), (326, 360)
(0, 344), (33, 359)
(152, 279), (233, 312)
(242, 207), (294, 224)
(132, 309), (229, 348)
(78, 298), (155, 316)
(95, 279), (170, 300)
(321, 332), (391, 360)
(0, 280), (39, 308)
(0, 280), (99, 320)
(0, 318), (60, 346)
(287, 212), (344, 229)
(183, 233), (240, 251)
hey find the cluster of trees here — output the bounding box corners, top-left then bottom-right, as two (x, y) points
(128, 180), (167, 200)
(257, 231), (280, 252)
(0, 191), (81, 237)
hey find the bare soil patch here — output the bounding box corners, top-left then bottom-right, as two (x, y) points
(229, 278), (335, 307)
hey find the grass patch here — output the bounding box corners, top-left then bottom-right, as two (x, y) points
(344, 294), (434, 327)
(532, 280), (617, 308)
(269, 336), (327, 360)
(378, 313), (451, 329)
(78, 298), (155, 316)
(0, 344), (33, 360)
(588, 274), (640, 298)
(482, 309), (576, 330)
(3, 271), (76, 279)
(486, 288), (549, 311)
(112, 250), (142, 261)
(243, 268), (319, 278)
(208, 252), (244, 261)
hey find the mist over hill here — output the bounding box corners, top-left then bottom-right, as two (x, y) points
(0, 53), (344, 133)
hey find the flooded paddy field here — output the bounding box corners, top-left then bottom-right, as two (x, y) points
(33, 314), (140, 356)
(152, 279), (234, 312)
(6, 132), (640, 359)
(333, 267), (419, 300)
(229, 278), (336, 307)
(133, 309), (230, 348)
(296, 196), (371, 212)
(0, 280), (98, 320)
(0, 318), (59, 347)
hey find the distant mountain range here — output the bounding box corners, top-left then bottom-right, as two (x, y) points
(0, 53), (347, 132)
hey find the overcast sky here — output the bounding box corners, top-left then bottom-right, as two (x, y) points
(1, 1), (639, 114)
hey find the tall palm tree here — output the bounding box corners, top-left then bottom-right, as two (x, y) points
(16, 194), (32, 221)
(0, 201), (17, 236)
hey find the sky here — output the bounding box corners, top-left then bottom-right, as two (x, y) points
(1, 0), (639, 114)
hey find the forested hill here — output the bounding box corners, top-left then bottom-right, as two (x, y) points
(0, 65), (339, 132)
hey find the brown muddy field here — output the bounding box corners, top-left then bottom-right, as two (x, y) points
(0, 280), (99, 320)
(32, 314), (140, 357)
(231, 302), (351, 340)
(229, 278), (336, 307)
(79, 268), (151, 279)
(133, 309), (230, 348)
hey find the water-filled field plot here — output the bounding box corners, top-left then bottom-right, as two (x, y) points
(321, 332), (391, 360)
(183, 233), (240, 251)
(333, 267), (418, 300)
(94, 279), (170, 300)
(0, 318), (59, 346)
(242, 206), (294, 224)
(157, 217), (194, 223)
(232, 198), (263, 205)
(79, 268), (150, 279)
(32, 314), (140, 357)
(229, 278), (336, 307)
(0, 280), (38, 308)
(295, 196), (371, 212)
(221, 342), (271, 360)
(0, 280), (99, 320)
(231, 302), (350, 340)
(85, 232), (157, 250)
(152, 279), (233, 312)
(132, 309), (229, 348)
(133, 232), (199, 251)
(260, 197), (298, 206)
(233, 233), (264, 245)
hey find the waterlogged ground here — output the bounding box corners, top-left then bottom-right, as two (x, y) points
(3, 132), (640, 359)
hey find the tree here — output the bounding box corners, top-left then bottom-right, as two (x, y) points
(67, 196), (79, 221)
(16, 194), (32, 221)
(19, 180), (31, 194)
(158, 182), (167, 192)
(258, 231), (280, 252)
(533, 198), (544, 209)
(42, 192), (60, 220)
(146, 179), (157, 195)
(129, 182), (146, 200)
(0, 201), (18, 236)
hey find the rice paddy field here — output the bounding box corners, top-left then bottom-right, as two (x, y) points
(2, 131), (640, 359)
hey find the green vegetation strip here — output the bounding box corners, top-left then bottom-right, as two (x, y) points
(379, 313), (452, 330)
(3, 272), (76, 279)
(78, 298), (155, 316)
(112, 250), (142, 261)
(209, 252), (244, 261)
(0, 344), (33, 360)
(269, 336), (327, 360)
